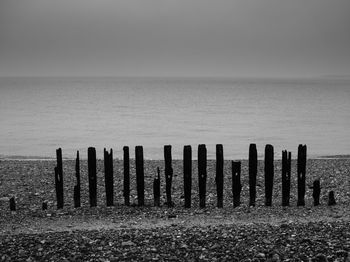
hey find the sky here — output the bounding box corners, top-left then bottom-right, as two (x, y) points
(0, 0), (350, 78)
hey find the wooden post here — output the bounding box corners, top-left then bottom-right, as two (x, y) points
(135, 146), (144, 206)
(123, 146), (130, 206)
(74, 150), (81, 208)
(164, 145), (174, 207)
(88, 147), (97, 207)
(216, 144), (224, 208)
(328, 191), (336, 206)
(183, 145), (192, 208)
(232, 161), (242, 208)
(198, 144), (207, 208)
(104, 148), (114, 206)
(153, 167), (161, 207)
(312, 180), (321, 206)
(249, 144), (257, 207)
(42, 202), (48, 210)
(282, 150), (292, 206)
(9, 197), (16, 211)
(55, 148), (64, 209)
(264, 144), (274, 206)
(297, 144), (307, 206)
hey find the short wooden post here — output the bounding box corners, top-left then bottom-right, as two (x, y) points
(164, 145), (174, 207)
(264, 144), (274, 206)
(42, 202), (48, 210)
(328, 191), (336, 206)
(123, 146), (130, 206)
(88, 147), (97, 207)
(104, 148), (114, 206)
(153, 167), (161, 207)
(249, 144), (258, 207)
(183, 145), (192, 208)
(135, 146), (144, 206)
(74, 150), (81, 208)
(312, 180), (321, 206)
(282, 150), (292, 206)
(9, 197), (16, 211)
(232, 161), (242, 208)
(216, 144), (224, 208)
(297, 144), (307, 206)
(55, 148), (64, 209)
(198, 144), (207, 208)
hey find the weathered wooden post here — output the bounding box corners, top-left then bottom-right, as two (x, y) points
(164, 145), (174, 207)
(104, 148), (114, 206)
(153, 167), (161, 207)
(123, 146), (130, 206)
(328, 191), (336, 206)
(249, 144), (258, 207)
(88, 147), (97, 207)
(135, 146), (144, 206)
(42, 202), (48, 210)
(216, 144), (224, 208)
(232, 161), (242, 208)
(312, 179), (321, 206)
(282, 150), (292, 206)
(55, 148), (64, 209)
(74, 150), (81, 208)
(183, 145), (192, 208)
(264, 144), (274, 206)
(297, 144), (307, 206)
(9, 197), (16, 211)
(198, 144), (207, 208)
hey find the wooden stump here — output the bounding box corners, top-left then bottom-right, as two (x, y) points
(198, 144), (207, 208)
(153, 167), (161, 207)
(216, 144), (224, 208)
(183, 145), (192, 208)
(312, 179), (321, 206)
(297, 144), (307, 206)
(232, 161), (242, 208)
(74, 150), (81, 208)
(264, 144), (274, 206)
(42, 202), (48, 210)
(104, 148), (114, 206)
(55, 148), (64, 209)
(164, 145), (174, 207)
(135, 146), (144, 206)
(88, 147), (97, 207)
(123, 146), (130, 206)
(282, 150), (292, 206)
(249, 144), (258, 207)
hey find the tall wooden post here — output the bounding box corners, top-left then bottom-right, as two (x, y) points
(164, 145), (174, 207)
(312, 179), (321, 206)
(74, 151), (81, 208)
(183, 145), (192, 208)
(9, 197), (16, 211)
(123, 146), (130, 206)
(104, 148), (114, 206)
(264, 144), (274, 206)
(297, 144), (307, 206)
(55, 148), (64, 209)
(328, 191), (336, 206)
(282, 150), (291, 206)
(88, 147), (97, 207)
(249, 144), (257, 207)
(216, 144), (224, 208)
(198, 144), (207, 208)
(153, 167), (161, 207)
(135, 146), (144, 206)
(232, 161), (242, 208)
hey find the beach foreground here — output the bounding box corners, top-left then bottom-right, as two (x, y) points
(0, 158), (350, 261)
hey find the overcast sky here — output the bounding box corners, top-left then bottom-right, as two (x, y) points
(1, 0), (349, 78)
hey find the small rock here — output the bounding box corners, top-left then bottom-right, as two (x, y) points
(121, 241), (135, 247)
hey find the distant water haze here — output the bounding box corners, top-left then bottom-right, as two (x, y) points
(0, 77), (349, 160)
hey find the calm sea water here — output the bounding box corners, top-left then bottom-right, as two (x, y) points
(0, 77), (349, 159)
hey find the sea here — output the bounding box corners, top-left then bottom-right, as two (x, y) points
(0, 76), (349, 160)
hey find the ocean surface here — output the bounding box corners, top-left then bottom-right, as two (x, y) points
(0, 77), (349, 160)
